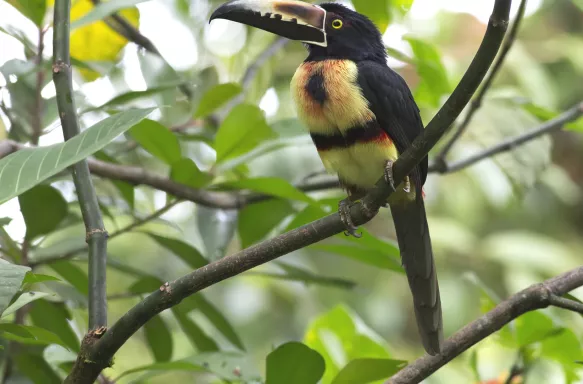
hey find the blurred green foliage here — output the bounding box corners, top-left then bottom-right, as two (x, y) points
(0, 0), (583, 383)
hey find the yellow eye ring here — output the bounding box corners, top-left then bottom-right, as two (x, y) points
(332, 19), (343, 29)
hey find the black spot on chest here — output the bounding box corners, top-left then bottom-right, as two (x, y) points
(305, 71), (327, 105)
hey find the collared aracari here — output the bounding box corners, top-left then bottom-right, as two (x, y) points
(210, 0), (443, 355)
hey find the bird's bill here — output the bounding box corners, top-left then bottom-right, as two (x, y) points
(210, 0), (327, 47)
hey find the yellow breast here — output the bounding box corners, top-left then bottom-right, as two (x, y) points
(290, 59), (399, 189)
(290, 60), (375, 135)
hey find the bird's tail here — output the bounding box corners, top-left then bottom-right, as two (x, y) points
(390, 197), (443, 355)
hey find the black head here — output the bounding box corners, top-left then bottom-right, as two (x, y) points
(209, 1), (387, 64)
(307, 3), (386, 63)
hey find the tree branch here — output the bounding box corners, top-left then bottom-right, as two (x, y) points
(2, 99), (581, 211)
(31, 26), (46, 146)
(29, 200), (181, 267)
(53, 0), (108, 329)
(62, 1), (512, 382)
(433, 0), (527, 171)
(548, 294), (583, 315)
(386, 267), (583, 384)
(431, 101), (583, 174)
(89, 0), (192, 98)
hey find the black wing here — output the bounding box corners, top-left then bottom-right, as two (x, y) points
(356, 61), (428, 187)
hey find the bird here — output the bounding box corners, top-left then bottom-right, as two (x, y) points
(210, 0), (443, 355)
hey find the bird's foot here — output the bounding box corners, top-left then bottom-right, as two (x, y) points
(338, 199), (362, 238)
(385, 160), (411, 193)
(384, 160), (397, 191)
(403, 176), (411, 193)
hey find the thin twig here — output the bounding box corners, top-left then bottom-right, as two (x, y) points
(29, 200), (181, 267)
(503, 351), (525, 384)
(31, 27), (46, 146)
(386, 270), (583, 384)
(63, 1), (512, 382)
(433, 0), (527, 171)
(432, 102), (583, 174)
(548, 294), (583, 314)
(89, 0), (192, 98)
(53, 0), (108, 329)
(213, 37), (289, 124)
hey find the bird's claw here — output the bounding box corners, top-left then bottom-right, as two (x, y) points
(403, 176), (411, 193)
(384, 160), (396, 191)
(338, 199), (362, 238)
(385, 160), (412, 193)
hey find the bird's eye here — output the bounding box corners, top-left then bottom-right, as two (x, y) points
(331, 19), (343, 29)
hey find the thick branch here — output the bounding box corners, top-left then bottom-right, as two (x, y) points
(63, 1), (512, 382)
(433, 0), (527, 169)
(53, 0), (108, 329)
(386, 267), (583, 384)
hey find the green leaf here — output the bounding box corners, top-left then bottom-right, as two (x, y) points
(386, 46), (415, 65)
(520, 102), (583, 132)
(390, 0), (414, 16)
(332, 358), (407, 384)
(304, 305), (391, 383)
(313, 244), (402, 272)
(238, 199), (294, 248)
(129, 276), (164, 294)
(19, 185), (67, 240)
(15, 353), (61, 384)
(516, 311), (555, 346)
(272, 262), (356, 289)
(145, 314), (173, 362)
(22, 272), (62, 285)
(574, 0), (583, 11)
(286, 205), (328, 231)
(130, 119), (182, 165)
(183, 294), (245, 350)
(214, 104), (276, 162)
(88, 82), (187, 112)
(114, 361), (205, 381)
(405, 37), (451, 107)
(0, 259), (30, 316)
(187, 352), (262, 381)
(148, 234), (208, 269)
(0, 217), (12, 226)
(94, 151), (135, 208)
(49, 261), (89, 295)
(194, 83), (242, 118)
(266, 342), (325, 384)
(6, 0), (46, 26)
(541, 327), (583, 363)
(29, 300), (80, 352)
(0, 108), (154, 205)
(170, 158), (213, 188)
(71, 0), (151, 30)
(172, 307), (219, 352)
(0, 323), (69, 349)
(219, 177), (314, 204)
(352, 0), (390, 31)
(1, 291), (53, 318)
(541, 327), (583, 382)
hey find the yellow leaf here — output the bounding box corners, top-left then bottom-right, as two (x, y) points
(68, 0), (140, 81)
